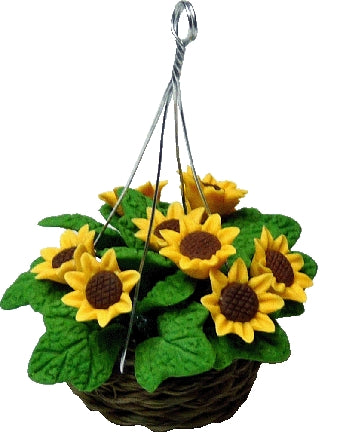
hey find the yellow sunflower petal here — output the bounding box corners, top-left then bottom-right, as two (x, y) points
(62, 290), (85, 308)
(216, 245), (237, 260)
(114, 292), (133, 313)
(99, 190), (124, 215)
(202, 173), (216, 184)
(57, 260), (76, 277)
(77, 224), (89, 238)
(159, 245), (182, 263)
(241, 322), (255, 343)
(258, 293), (284, 314)
(137, 180), (168, 199)
(166, 202), (185, 219)
(179, 215), (201, 236)
(79, 225), (95, 252)
(214, 314), (232, 336)
(179, 256), (219, 279)
(209, 269), (228, 296)
(40, 247), (59, 261)
(64, 271), (87, 291)
(101, 249), (120, 272)
(260, 226), (273, 249)
(159, 229), (181, 246)
(132, 217), (151, 231)
(202, 214), (221, 234)
(31, 260), (52, 275)
(248, 273), (273, 294)
(60, 230), (78, 248)
(250, 312), (275, 333)
(96, 294), (132, 328)
(76, 300), (99, 322)
(282, 284), (307, 302)
(251, 239), (266, 271)
(295, 272), (313, 289)
(34, 267), (66, 283)
(200, 293), (221, 313)
(118, 270), (140, 293)
(98, 190), (118, 207)
(73, 244), (88, 271)
(96, 309), (115, 328)
(80, 252), (100, 275)
(286, 253), (304, 271)
(228, 258), (248, 284)
(217, 226), (240, 244)
(273, 234), (289, 254)
(188, 207), (207, 224)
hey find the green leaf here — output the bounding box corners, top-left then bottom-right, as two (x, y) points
(99, 246), (174, 271)
(0, 258), (68, 313)
(210, 321), (290, 370)
(1, 270), (32, 310)
(99, 203), (121, 228)
(296, 252), (318, 279)
(137, 271), (196, 314)
(272, 300), (305, 319)
(38, 213), (124, 249)
(135, 303), (215, 392)
(156, 201), (170, 215)
(28, 299), (124, 391)
(222, 208), (302, 267)
(110, 246), (174, 274)
(97, 247), (175, 299)
(115, 188), (153, 249)
(117, 187), (153, 218)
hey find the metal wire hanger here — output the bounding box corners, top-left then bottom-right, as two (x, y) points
(93, 1), (210, 373)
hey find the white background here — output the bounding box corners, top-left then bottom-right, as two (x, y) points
(0, 0), (336, 430)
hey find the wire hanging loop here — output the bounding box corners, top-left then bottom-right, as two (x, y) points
(171, 0), (198, 46)
(171, 1), (198, 83)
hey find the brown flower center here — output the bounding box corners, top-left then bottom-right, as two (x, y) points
(219, 282), (259, 322)
(52, 247), (76, 268)
(153, 218), (180, 240)
(180, 231), (221, 260)
(202, 181), (221, 191)
(265, 249), (294, 286)
(86, 271), (123, 309)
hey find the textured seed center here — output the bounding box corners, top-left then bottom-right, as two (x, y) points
(220, 282), (259, 322)
(180, 231), (221, 260)
(266, 249), (294, 286)
(52, 247), (76, 268)
(154, 219), (180, 240)
(86, 271), (122, 309)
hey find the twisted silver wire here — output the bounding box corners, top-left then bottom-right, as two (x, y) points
(171, 2), (210, 214)
(98, 1), (211, 372)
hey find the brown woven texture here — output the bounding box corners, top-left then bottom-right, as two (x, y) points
(69, 353), (260, 431)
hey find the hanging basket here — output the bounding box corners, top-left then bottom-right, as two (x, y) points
(0, 2), (318, 430)
(69, 349), (261, 432)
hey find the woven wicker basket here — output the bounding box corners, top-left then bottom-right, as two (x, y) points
(69, 350), (261, 431)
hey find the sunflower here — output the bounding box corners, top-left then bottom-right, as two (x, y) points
(132, 202), (203, 251)
(62, 249), (140, 327)
(250, 227), (313, 302)
(99, 181), (168, 216)
(31, 224), (95, 284)
(201, 258), (284, 343)
(181, 166), (247, 216)
(159, 211), (239, 279)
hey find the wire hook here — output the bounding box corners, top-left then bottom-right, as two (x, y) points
(171, 1), (198, 47)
